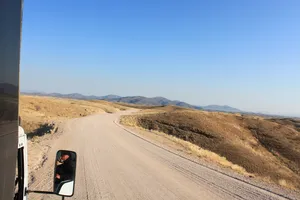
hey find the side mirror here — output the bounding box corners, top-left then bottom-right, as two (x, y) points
(53, 150), (77, 197)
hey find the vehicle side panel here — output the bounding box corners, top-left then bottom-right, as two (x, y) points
(0, 0), (23, 199)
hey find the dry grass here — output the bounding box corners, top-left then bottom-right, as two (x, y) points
(20, 95), (128, 135)
(120, 107), (300, 190)
(120, 115), (250, 176)
(156, 130), (250, 175)
(115, 102), (163, 109)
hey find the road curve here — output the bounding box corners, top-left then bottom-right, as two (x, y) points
(29, 112), (297, 200)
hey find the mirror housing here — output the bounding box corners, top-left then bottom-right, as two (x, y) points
(53, 150), (77, 197)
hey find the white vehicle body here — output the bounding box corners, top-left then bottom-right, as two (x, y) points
(16, 127), (76, 199)
(18, 126), (28, 200)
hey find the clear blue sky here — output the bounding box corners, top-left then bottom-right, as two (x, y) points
(20, 0), (300, 116)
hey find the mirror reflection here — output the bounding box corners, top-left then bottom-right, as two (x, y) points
(53, 150), (77, 196)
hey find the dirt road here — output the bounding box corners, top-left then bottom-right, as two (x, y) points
(28, 112), (299, 200)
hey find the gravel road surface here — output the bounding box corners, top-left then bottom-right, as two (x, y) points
(28, 112), (299, 200)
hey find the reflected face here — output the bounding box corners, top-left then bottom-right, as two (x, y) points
(60, 154), (70, 161)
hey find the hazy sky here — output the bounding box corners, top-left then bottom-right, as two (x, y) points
(20, 0), (300, 116)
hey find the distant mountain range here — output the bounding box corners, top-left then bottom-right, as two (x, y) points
(202, 105), (242, 113)
(21, 92), (121, 101)
(21, 91), (244, 113)
(110, 96), (202, 109)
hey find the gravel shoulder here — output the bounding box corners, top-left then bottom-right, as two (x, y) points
(27, 111), (300, 200)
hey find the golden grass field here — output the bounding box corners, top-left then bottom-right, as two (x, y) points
(20, 96), (300, 191)
(20, 95), (128, 136)
(20, 95), (127, 182)
(120, 106), (300, 191)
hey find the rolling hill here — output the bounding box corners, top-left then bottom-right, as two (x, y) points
(21, 92), (121, 101)
(202, 105), (242, 112)
(21, 92), (201, 109)
(22, 91), (245, 113)
(110, 96), (200, 109)
(120, 108), (300, 190)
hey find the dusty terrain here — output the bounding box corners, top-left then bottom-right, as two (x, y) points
(120, 106), (300, 191)
(20, 95), (128, 180)
(22, 97), (300, 199)
(28, 112), (300, 200)
(20, 95), (128, 136)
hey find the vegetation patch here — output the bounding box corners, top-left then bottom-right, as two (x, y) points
(120, 107), (300, 190)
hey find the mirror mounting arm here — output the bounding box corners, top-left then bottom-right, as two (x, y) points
(26, 190), (66, 199)
(26, 190), (55, 195)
